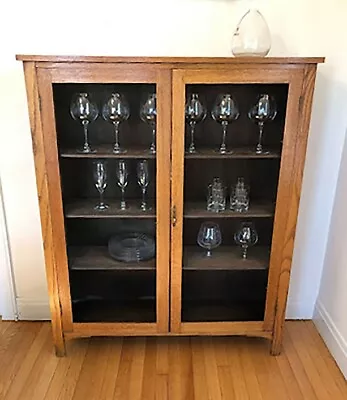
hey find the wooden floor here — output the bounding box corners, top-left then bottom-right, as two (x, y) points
(0, 321), (346, 399)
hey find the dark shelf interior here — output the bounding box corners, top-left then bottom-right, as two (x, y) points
(68, 246), (155, 271)
(182, 300), (265, 322)
(70, 269), (156, 323)
(72, 298), (156, 323)
(65, 198), (156, 219)
(183, 246), (270, 271)
(184, 201), (274, 219)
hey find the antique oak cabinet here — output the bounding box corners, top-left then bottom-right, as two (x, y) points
(16, 55), (324, 356)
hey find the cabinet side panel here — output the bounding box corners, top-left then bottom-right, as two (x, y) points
(22, 62), (66, 355)
(36, 68), (73, 334)
(265, 66), (318, 354)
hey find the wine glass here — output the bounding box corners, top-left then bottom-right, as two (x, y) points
(93, 160), (108, 210)
(102, 93), (130, 154)
(211, 94), (239, 154)
(70, 93), (99, 153)
(185, 93), (206, 153)
(197, 222), (222, 257)
(115, 160), (129, 210)
(234, 222), (258, 259)
(137, 160), (151, 211)
(140, 94), (157, 154)
(248, 94), (277, 154)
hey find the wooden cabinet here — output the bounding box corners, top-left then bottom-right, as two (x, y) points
(17, 55), (324, 356)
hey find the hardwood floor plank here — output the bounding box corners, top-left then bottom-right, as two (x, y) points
(4, 323), (50, 400)
(0, 321), (345, 400)
(45, 339), (89, 400)
(128, 338), (146, 400)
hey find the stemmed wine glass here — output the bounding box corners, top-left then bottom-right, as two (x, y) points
(137, 160), (151, 211)
(211, 94), (240, 154)
(102, 93), (130, 154)
(248, 94), (277, 154)
(197, 222), (222, 257)
(140, 94), (157, 154)
(93, 160), (108, 210)
(116, 160), (129, 210)
(234, 222), (258, 259)
(70, 93), (99, 153)
(185, 93), (206, 153)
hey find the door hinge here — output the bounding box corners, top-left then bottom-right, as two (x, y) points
(171, 205), (177, 227)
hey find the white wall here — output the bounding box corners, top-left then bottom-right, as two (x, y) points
(314, 130), (347, 379)
(0, 0), (346, 319)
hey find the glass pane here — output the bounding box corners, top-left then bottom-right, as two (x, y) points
(181, 83), (289, 322)
(53, 83), (157, 323)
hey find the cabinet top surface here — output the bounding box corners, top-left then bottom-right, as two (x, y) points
(16, 55), (324, 64)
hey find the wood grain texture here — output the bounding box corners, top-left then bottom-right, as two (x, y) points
(1, 321), (346, 400)
(16, 54), (325, 64)
(266, 66), (318, 355)
(36, 68), (74, 338)
(22, 63), (67, 356)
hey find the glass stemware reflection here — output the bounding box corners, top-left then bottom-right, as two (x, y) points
(70, 93), (99, 153)
(102, 93), (130, 154)
(234, 222), (258, 259)
(248, 94), (277, 154)
(93, 160), (109, 210)
(197, 222), (222, 257)
(137, 160), (151, 211)
(211, 94), (239, 154)
(116, 160), (129, 210)
(140, 94), (157, 154)
(185, 93), (206, 153)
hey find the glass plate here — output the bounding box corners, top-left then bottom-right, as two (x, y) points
(108, 233), (155, 262)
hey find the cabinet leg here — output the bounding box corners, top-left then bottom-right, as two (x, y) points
(52, 328), (66, 357)
(270, 336), (282, 356)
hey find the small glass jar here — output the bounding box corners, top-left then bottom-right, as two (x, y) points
(231, 8), (271, 57)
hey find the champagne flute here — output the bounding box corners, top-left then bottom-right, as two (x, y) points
(248, 94), (277, 154)
(140, 94), (157, 154)
(116, 160), (128, 210)
(185, 93), (206, 153)
(211, 94), (239, 154)
(234, 222), (258, 259)
(93, 160), (109, 210)
(197, 222), (222, 257)
(70, 93), (99, 153)
(137, 160), (151, 211)
(102, 93), (130, 154)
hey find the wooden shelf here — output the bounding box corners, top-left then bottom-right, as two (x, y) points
(185, 148), (280, 159)
(68, 246), (156, 271)
(183, 246), (270, 271)
(184, 201), (274, 218)
(60, 146), (156, 159)
(64, 199), (156, 218)
(72, 298), (156, 323)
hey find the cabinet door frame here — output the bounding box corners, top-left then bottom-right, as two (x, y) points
(170, 66), (313, 343)
(26, 63), (171, 349)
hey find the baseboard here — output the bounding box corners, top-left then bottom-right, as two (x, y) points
(17, 298), (50, 320)
(314, 301), (347, 379)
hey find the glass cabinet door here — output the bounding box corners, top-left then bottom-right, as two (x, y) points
(45, 66), (171, 333)
(171, 68), (295, 334)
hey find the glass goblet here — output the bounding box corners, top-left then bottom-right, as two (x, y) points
(234, 222), (258, 259)
(248, 94), (277, 154)
(70, 93), (99, 153)
(102, 93), (130, 154)
(211, 94), (239, 154)
(140, 94), (157, 154)
(185, 93), (206, 153)
(137, 160), (151, 211)
(115, 160), (129, 210)
(197, 222), (222, 257)
(93, 160), (109, 210)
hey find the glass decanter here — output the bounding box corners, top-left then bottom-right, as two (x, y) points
(231, 7), (271, 57)
(230, 177), (250, 212)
